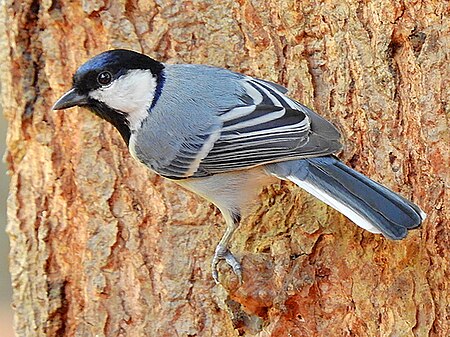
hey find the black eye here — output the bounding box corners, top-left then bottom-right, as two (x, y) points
(97, 71), (112, 85)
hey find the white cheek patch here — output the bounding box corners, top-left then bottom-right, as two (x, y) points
(89, 69), (157, 131)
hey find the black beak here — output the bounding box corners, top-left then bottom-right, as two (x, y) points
(52, 88), (89, 110)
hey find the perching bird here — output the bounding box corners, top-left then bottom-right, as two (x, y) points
(53, 49), (426, 283)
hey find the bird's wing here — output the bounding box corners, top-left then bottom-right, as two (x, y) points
(134, 69), (341, 179)
(195, 78), (342, 176)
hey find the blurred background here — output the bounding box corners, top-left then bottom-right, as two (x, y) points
(0, 93), (14, 336)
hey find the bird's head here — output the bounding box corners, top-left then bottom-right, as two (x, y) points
(52, 49), (165, 144)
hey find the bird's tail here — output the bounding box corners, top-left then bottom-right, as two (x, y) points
(266, 156), (426, 239)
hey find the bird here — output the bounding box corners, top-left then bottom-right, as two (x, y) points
(52, 49), (426, 283)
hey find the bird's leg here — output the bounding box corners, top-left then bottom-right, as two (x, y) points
(211, 212), (242, 284)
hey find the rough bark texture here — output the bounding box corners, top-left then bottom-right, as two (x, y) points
(0, 1), (448, 336)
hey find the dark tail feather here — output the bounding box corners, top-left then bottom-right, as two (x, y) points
(268, 156), (426, 239)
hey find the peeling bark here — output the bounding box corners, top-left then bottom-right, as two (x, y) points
(0, 1), (448, 336)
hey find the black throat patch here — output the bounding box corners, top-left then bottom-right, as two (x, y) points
(85, 99), (131, 145)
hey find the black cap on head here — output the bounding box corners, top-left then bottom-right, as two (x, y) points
(72, 49), (164, 94)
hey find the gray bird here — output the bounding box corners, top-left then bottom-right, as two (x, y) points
(53, 49), (426, 283)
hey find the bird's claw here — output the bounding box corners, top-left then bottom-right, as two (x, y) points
(211, 245), (242, 284)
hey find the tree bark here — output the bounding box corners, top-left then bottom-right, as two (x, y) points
(1, 1), (448, 336)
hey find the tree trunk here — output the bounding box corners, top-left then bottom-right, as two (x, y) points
(1, 1), (448, 336)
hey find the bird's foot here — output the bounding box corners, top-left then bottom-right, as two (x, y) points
(211, 244), (242, 284)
